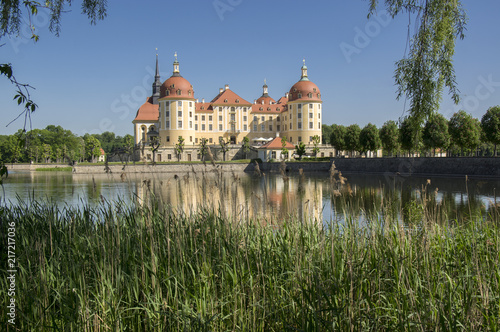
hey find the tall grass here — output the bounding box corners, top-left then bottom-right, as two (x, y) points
(1, 189), (499, 331)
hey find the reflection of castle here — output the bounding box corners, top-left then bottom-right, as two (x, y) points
(133, 54), (323, 158)
(134, 173), (324, 223)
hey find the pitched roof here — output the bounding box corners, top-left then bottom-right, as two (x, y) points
(133, 97), (159, 122)
(260, 137), (295, 150)
(195, 102), (213, 113)
(210, 88), (252, 106)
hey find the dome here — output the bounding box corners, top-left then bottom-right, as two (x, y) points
(288, 80), (321, 102)
(160, 76), (194, 99)
(255, 95), (276, 105)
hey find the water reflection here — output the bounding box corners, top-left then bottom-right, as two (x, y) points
(3, 170), (499, 224)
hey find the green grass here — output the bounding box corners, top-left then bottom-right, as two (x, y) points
(1, 190), (499, 331)
(35, 166), (73, 172)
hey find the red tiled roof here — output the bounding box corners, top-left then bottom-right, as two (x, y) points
(288, 80), (321, 102)
(133, 97), (159, 122)
(195, 102), (213, 113)
(260, 137), (295, 150)
(160, 76), (195, 100)
(211, 88), (252, 106)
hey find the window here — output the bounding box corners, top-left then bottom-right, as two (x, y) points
(209, 115), (212, 121)
(309, 103), (313, 109)
(219, 124), (223, 131)
(271, 151), (276, 159)
(261, 124), (265, 131)
(298, 93), (302, 98)
(177, 89), (181, 96)
(178, 110), (182, 117)
(209, 138), (213, 143)
(277, 116), (280, 122)
(166, 111), (170, 117)
(285, 124), (287, 131)
(298, 122), (302, 129)
(298, 136), (302, 142)
(202, 124), (205, 131)
(309, 113), (313, 118)
(189, 121), (193, 129)
(219, 107), (223, 112)
(168, 154), (171, 160)
(298, 112), (302, 119)
(231, 107), (235, 112)
(166, 136), (170, 142)
(318, 113), (321, 119)
(277, 125), (280, 131)
(318, 122), (321, 129)
(243, 107), (247, 112)
(298, 104), (302, 110)
(309, 136), (312, 142)
(308, 93), (312, 98)
(309, 122), (313, 129)
(178, 120), (182, 128)
(290, 124), (292, 130)
(209, 124), (213, 131)
(243, 116), (247, 122)
(261, 116), (264, 121)
(202, 115), (205, 121)
(290, 137), (293, 143)
(195, 115), (198, 121)
(243, 124), (247, 131)
(253, 116), (257, 121)
(269, 116), (272, 121)
(189, 102), (193, 107)
(269, 125), (272, 131)
(190, 136), (192, 142)
(230, 114), (235, 121)
(189, 111), (192, 117)
(195, 138), (198, 143)
(219, 115), (222, 121)
(319, 104), (321, 110)
(178, 101), (182, 107)
(195, 124), (198, 130)
(166, 121), (170, 128)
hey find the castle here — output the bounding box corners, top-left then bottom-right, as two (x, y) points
(133, 54), (323, 161)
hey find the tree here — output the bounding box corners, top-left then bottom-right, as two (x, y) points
(281, 136), (289, 161)
(219, 137), (230, 161)
(84, 135), (101, 163)
(175, 136), (185, 162)
(422, 113), (450, 156)
(449, 110), (481, 156)
(150, 136), (160, 164)
(399, 117), (422, 156)
(1, 1), (108, 126)
(344, 124), (361, 157)
(41, 144), (51, 163)
(481, 106), (500, 156)
(312, 135), (320, 157)
(322, 124), (333, 144)
(359, 123), (381, 157)
(241, 136), (251, 159)
(295, 141), (306, 160)
(198, 138), (208, 162)
(123, 134), (135, 163)
(379, 120), (400, 157)
(368, 1), (466, 126)
(329, 124), (347, 156)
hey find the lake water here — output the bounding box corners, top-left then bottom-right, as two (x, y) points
(2, 170), (499, 224)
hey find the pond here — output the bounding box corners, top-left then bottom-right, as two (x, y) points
(2, 170), (499, 224)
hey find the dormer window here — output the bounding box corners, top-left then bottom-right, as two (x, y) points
(293, 88), (297, 92)
(188, 90), (192, 96)
(224, 99), (228, 103)
(259, 107), (263, 111)
(166, 90), (170, 96)
(171, 84), (175, 88)
(177, 89), (181, 96)
(318, 93), (321, 98)
(298, 93), (302, 98)
(236, 99), (240, 103)
(313, 88), (317, 92)
(267, 107), (271, 111)
(308, 93), (312, 98)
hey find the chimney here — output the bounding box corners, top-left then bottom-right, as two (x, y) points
(261, 100), (264, 105)
(202, 98), (205, 103)
(219, 88), (223, 94)
(225, 84), (229, 90)
(285, 92), (289, 98)
(196, 99), (199, 103)
(254, 100), (256, 104)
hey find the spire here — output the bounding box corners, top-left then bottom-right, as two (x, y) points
(152, 49), (161, 105)
(300, 58), (309, 81)
(172, 51), (181, 77)
(261, 78), (269, 97)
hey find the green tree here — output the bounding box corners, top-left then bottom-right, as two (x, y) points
(198, 138), (208, 162)
(368, 1), (466, 125)
(241, 136), (251, 159)
(175, 136), (185, 162)
(423, 113), (450, 156)
(295, 141), (306, 160)
(481, 106), (500, 156)
(344, 124), (361, 157)
(41, 144), (51, 163)
(329, 124), (347, 156)
(449, 110), (481, 156)
(84, 135), (101, 163)
(123, 134), (135, 163)
(281, 136), (289, 160)
(399, 117), (422, 156)
(219, 137), (230, 161)
(312, 135), (320, 157)
(379, 120), (400, 157)
(359, 123), (381, 157)
(150, 136), (160, 164)
(321, 124), (333, 144)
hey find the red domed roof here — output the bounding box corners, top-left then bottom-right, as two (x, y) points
(288, 80), (321, 102)
(160, 76), (195, 99)
(255, 95), (276, 105)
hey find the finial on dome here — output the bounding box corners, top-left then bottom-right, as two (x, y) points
(174, 51), (178, 61)
(173, 51), (180, 76)
(303, 58), (306, 66)
(156, 47), (158, 56)
(300, 59), (309, 81)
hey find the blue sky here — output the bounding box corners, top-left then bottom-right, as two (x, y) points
(1, 0), (500, 137)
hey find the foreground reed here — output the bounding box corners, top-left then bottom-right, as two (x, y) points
(1, 196), (499, 331)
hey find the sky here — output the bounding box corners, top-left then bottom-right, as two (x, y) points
(1, 0), (500, 137)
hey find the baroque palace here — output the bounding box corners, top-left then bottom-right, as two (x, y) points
(133, 54), (324, 161)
